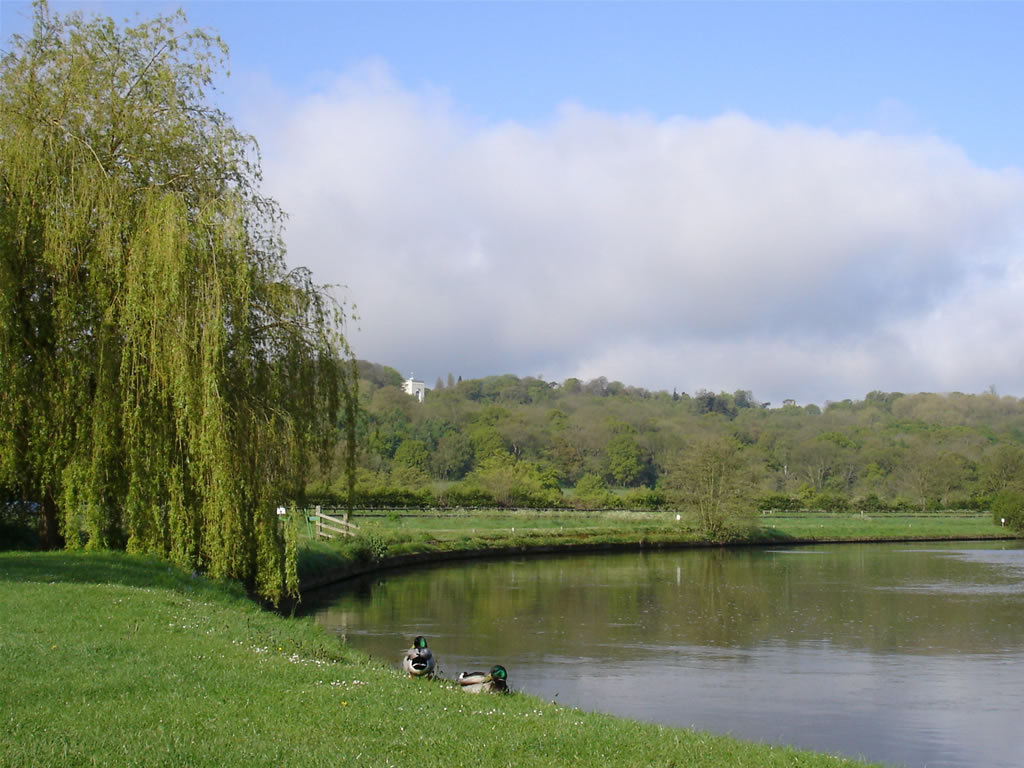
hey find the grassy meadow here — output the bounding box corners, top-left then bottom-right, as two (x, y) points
(2, 550), (881, 767)
(755, 510), (1006, 540)
(318, 507), (1005, 545)
(295, 507), (1011, 584)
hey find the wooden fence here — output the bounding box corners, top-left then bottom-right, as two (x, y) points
(310, 505), (359, 539)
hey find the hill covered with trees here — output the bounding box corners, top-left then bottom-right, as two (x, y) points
(314, 362), (1024, 532)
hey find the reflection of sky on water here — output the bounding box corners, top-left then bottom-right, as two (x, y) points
(945, 547), (1024, 571)
(881, 547), (1024, 596)
(512, 647), (1023, 768)
(315, 542), (1024, 768)
(881, 581), (1024, 595)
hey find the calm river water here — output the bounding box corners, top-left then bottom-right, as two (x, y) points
(307, 541), (1024, 767)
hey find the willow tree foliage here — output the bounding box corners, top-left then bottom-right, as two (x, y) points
(0, 2), (355, 602)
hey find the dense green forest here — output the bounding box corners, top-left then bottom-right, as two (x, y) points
(313, 361), (1024, 531)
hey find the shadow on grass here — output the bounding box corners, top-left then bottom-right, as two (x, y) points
(741, 525), (799, 544)
(296, 542), (355, 580)
(0, 549), (245, 600)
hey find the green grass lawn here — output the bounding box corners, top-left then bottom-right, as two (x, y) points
(295, 508), (1012, 584)
(755, 510), (1007, 541)
(303, 507), (1007, 548)
(319, 507), (1005, 541)
(2, 550), (879, 767)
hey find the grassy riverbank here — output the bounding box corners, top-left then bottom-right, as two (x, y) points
(756, 510), (1007, 540)
(1, 550), (879, 767)
(296, 508), (1012, 585)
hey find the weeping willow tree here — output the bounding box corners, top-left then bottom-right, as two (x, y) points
(0, 1), (356, 603)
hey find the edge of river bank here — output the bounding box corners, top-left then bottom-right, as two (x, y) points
(298, 524), (1020, 595)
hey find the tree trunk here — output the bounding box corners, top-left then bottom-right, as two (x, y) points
(38, 489), (64, 549)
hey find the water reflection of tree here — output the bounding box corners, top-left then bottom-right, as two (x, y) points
(320, 547), (1024, 662)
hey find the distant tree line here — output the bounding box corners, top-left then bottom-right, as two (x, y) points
(312, 362), (1024, 534)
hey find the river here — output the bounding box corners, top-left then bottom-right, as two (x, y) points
(307, 541), (1024, 767)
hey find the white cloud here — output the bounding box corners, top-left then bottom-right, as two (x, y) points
(245, 65), (1024, 405)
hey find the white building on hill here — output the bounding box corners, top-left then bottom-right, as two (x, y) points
(403, 375), (426, 403)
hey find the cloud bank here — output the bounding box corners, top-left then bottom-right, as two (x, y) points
(247, 65), (1024, 405)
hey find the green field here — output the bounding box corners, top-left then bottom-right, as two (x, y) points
(756, 510), (1007, 541)
(2, 550), (879, 767)
(296, 507), (1012, 585)
(319, 507), (1005, 541)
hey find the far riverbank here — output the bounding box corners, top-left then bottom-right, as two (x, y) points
(296, 508), (1016, 592)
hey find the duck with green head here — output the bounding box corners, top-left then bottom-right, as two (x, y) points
(458, 664), (508, 693)
(403, 636), (436, 678)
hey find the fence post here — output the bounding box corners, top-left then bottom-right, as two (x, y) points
(315, 505), (322, 539)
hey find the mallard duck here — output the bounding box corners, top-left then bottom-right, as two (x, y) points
(457, 664), (508, 693)
(402, 636), (435, 678)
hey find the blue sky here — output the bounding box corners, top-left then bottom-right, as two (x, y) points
(4, 1), (1024, 405)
